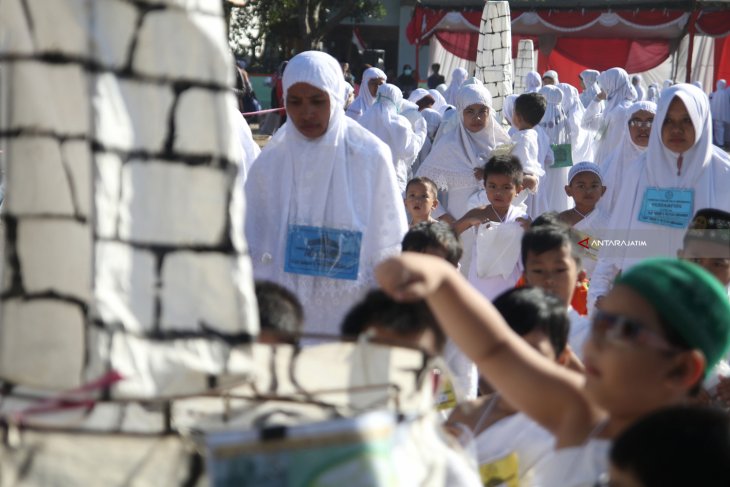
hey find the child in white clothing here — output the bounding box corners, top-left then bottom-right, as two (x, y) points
(454, 155), (529, 300)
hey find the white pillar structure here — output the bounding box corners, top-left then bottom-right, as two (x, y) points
(514, 39), (536, 94)
(0, 0), (258, 400)
(476, 1), (513, 116)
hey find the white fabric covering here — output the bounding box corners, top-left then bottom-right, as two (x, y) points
(475, 412), (555, 485)
(345, 67), (386, 122)
(444, 67), (469, 106)
(428, 88), (450, 115)
(558, 82), (593, 165)
(245, 51), (407, 336)
(530, 438), (611, 486)
(524, 71), (542, 93)
(589, 84), (730, 306)
(533, 85), (572, 215)
(413, 107), (443, 175)
(360, 83), (427, 193)
(632, 74), (645, 101)
(711, 79), (729, 146)
(582, 68), (636, 166)
(542, 70), (559, 84)
(579, 69), (600, 108)
(234, 110), (261, 185)
(597, 101), (657, 214)
(646, 84), (659, 103)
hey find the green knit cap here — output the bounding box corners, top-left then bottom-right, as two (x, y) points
(614, 258), (730, 372)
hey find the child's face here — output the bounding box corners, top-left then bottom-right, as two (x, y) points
(405, 182), (438, 220)
(565, 172), (606, 209)
(484, 174), (521, 210)
(463, 103), (489, 133)
(524, 243), (578, 306)
(679, 239), (730, 287)
(582, 285), (693, 420)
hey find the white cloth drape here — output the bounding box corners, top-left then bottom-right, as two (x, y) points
(345, 67), (386, 122)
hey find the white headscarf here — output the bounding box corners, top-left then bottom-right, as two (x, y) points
(503, 94), (518, 129)
(524, 71), (542, 93)
(579, 69), (601, 108)
(345, 66), (386, 122)
(538, 85), (570, 144)
(444, 67), (469, 106)
(417, 83), (510, 192)
(647, 84), (659, 103)
(428, 88), (450, 115)
(543, 70), (559, 84)
(605, 83), (730, 264)
(361, 83), (427, 192)
(598, 101), (657, 213)
(711, 79), (729, 123)
(692, 80), (703, 90)
(408, 88), (431, 105)
(558, 82), (593, 164)
(245, 51), (407, 335)
(598, 68), (636, 114)
(663, 79), (674, 90)
(631, 74), (645, 101)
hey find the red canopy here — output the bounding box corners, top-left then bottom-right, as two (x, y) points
(406, 6), (730, 86)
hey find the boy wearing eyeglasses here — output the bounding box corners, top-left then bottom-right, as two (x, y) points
(375, 253), (730, 487)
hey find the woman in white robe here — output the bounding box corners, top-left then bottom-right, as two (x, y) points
(444, 67), (469, 106)
(531, 84), (572, 217)
(360, 83), (427, 194)
(646, 83), (659, 103)
(597, 101), (657, 214)
(582, 67), (636, 166)
(558, 82), (593, 164)
(345, 66), (386, 122)
(710, 79), (728, 147)
(589, 83), (730, 309)
(245, 51), (407, 337)
(579, 69), (600, 108)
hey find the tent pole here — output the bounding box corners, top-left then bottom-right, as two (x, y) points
(686, 8), (700, 83)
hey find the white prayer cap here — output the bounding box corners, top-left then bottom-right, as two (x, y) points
(569, 161), (603, 184)
(283, 51), (345, 110)
(543, 70), (559, 82)
(539, 84), (563, 105)
(456, 83), (493, 111)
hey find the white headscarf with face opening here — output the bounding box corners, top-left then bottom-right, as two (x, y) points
(444, 67), (469, 106)
(345, 66), (386, 121)
(417, 83), (510, 192)
(598, 101), (657, 213)
(245, 51), (407, 335)
(580, 69), (600, 108)
(558, 82), (592, 163)
(604, 84), (730, 267)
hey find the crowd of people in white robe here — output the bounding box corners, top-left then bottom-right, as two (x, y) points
(236, 50), (730, 486)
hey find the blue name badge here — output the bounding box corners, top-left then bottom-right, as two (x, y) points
(285, 225), (362, 281)
(638, 187), (694, 228)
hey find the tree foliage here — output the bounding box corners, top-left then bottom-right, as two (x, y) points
(228, 0), (384, 68)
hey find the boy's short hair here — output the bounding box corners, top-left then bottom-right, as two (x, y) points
(483, 154), (524, 187)
(493, 287), (569, 355)
(405, 176), (438, 199)
(514, 93), (547, 127)
(340, 290), (446, 354)
(531, 211), (565, 228)
(255, 280), (303, 339)
(402, 221), (463, 267)
(521, 224), (581, 268)
(611, 406), (730, 487)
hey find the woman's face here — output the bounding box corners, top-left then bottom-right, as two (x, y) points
(368, 77), (385, 97)
(462, 103), (489, 132)
(628, 109), (655, 148)
(286, 82), (331, 139)
(661, 97), (696, 154)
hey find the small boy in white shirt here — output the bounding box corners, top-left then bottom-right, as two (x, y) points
(454, 155), (529, 300)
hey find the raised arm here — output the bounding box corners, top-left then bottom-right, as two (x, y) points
(376, 253), (599, 439)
